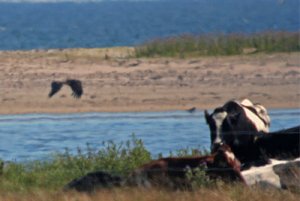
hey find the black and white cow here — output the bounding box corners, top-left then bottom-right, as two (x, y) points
(204, 99), (271, 166)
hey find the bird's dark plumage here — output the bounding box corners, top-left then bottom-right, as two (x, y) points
(48, 79), (83, 98)
(48, 81), (63, 98)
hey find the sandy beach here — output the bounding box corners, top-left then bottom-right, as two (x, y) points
(0, 48), (299, 114)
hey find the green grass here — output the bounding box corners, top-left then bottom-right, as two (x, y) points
(0, 135), (209, 192)
(0, 135), (153, 192)
(134, 31), (300, 58)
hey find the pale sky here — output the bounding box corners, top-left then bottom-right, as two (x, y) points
(0, 0), (105, 2)
(0, 0), (158, 2)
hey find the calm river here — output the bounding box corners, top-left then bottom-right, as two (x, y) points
(0, 109), (299, 162)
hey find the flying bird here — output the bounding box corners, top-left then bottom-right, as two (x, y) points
(48, 79), (83, 98)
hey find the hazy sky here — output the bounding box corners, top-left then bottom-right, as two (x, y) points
(1, 0), (105, 2)
(0, 0), (159, 2)
(0, 0), (153, 2)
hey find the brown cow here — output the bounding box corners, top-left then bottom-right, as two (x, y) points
(126, 144), (245, 188)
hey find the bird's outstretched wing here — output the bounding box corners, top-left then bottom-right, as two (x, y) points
(48, 81), (63, 98)
(66, 79), (83, 98)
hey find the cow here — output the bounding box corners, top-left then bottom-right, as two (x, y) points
(126, 144), (245, 189)
(204, 99), (271, 167)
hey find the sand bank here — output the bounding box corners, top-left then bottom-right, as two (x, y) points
(0, 48), (299, 114)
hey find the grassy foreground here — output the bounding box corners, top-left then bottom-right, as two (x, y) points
(0, 136), (299, 200)
(0, 186), (299, 201)
(0, 136), (152, 192)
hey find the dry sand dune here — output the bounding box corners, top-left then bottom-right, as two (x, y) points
(0, 48), (299, 114)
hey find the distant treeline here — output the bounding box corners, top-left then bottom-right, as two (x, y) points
(135, 32), (300, 57)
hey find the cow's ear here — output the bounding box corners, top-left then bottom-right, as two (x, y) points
(204, 110), (210, 123)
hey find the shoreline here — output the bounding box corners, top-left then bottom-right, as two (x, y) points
(0, 105), (299, 116)
(0, 106), (300, 116)
(0, 48), (299, 115)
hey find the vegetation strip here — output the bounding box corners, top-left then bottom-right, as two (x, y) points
(135, 32), (300, 58)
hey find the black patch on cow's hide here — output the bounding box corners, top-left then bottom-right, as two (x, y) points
(255, 126), (300, 160)
(64, 171), (123, 192)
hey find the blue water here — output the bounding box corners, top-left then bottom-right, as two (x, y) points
(0, 109), (299, 162)
(0, 0), (299, 50)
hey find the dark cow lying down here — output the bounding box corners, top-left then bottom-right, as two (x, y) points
(127, 144), (245, 188)
(64, 144), (245, 192)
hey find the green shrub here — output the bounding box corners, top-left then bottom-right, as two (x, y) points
(0, 135), (151, 192)
(185, 166), (213, 189)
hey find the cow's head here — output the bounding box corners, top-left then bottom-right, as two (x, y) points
(208, 144), (246, 183)
(205, 99), (270, 153)
(204, 101), (265, 151)
(205, 108), (242, 152)
(213, 144), (241, 171)
(204, 108), (225, 150)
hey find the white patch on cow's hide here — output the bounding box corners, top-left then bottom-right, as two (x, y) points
(240, 99), (270, 132)
(254, 104), (271, 126)
(241, 158), (300, 189)
(212, 111), (228, 145)
(224, 150), (235, 162)
(240, 99), (253, 107)
(242, 106), (269, 133)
